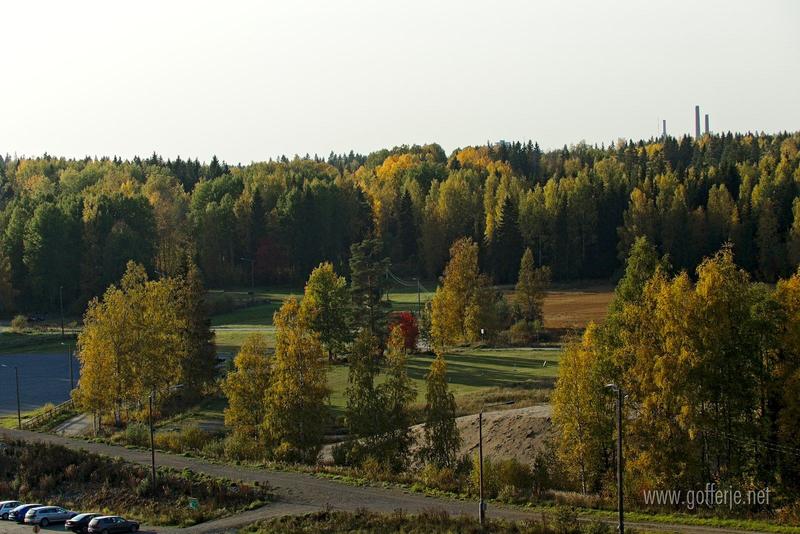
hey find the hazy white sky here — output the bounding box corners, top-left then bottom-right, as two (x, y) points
(2, 0), (798, 164)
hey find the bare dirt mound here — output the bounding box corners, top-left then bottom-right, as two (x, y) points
(409, 404), (553, 465)
(320, 404), (553, 466)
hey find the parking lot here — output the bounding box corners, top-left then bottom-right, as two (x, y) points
(0, 521), (159, 533)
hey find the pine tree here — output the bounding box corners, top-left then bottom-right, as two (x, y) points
(490, 196), (523, 284)
(179, 262), (217, 399)
(349, 238), (391, 338)
(420, 354), (460, 468)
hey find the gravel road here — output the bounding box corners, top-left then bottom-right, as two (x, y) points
(0, 428), (771, 534)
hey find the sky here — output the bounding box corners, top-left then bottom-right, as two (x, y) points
(2, 0), (798, 165)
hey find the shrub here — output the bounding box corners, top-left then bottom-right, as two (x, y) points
(224, 433), (263, 461)
(469, 455), (533, 499)
(123, 423), (150, 447)
(200, 438), (226, 459)
(583, 521), (612, 534)
(331, 442), (351, 466)
(419, 463), (462, 493)
(180, 424), (209, 451)
(390, 311), (420, 350)
(154, 431), (183, 452)
(10, 314), (28, 332)
(508, 320), (542, 345)
(553, 506), (580, 534)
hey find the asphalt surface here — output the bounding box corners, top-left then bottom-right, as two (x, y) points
(0, 428), (773, 534)
(0, 353), (80, 415)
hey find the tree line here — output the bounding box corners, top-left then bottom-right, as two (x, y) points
(553, 238), (800, 504)
(1, 131), (799, 316)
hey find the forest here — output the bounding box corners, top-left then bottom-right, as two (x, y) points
(1, 131), (799, 314)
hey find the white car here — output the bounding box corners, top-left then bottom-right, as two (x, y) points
(25, 506), (77, 526)
(0, 501), (21, 520)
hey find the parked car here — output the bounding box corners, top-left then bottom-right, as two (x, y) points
(25, 505), (77, 526)
(66, 513), (101, 533)
(9, 503), (43, 523)
(0, 500), (21, 520)
(87, 515), (140, 533)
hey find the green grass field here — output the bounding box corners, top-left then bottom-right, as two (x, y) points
(326, 347), (559, 418)
(207, 285), (559, 419)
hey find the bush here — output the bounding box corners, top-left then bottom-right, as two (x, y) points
(469, 455), (534, 499)
(331, 441), (351, 466)
(224, 433), (263, 461)
(583, 521), (612, 534)
(389, 311), (420, 350)
(10, 314), (28, 332)
(122, 423), (150, 447)
(553, 506), (580, 534)
(180, 424), (209, 451)
(200, 438), (226, 459)
(508, 320), (542, 345)
(419, 463), (463, 493)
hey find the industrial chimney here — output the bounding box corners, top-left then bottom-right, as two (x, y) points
(662, 119), (667, 140)
(704, 114), (709, 135)
(695, 105), (701, 138)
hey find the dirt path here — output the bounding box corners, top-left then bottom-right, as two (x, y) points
(52, 412), (93, 437)
(0, 428), (771, 534)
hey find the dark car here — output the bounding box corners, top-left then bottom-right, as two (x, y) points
(9, 503), (43, 523)
(87, 515), (140, 533)
(66, 513), (101, 533)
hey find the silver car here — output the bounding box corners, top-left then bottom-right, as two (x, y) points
(25, 506), (77, 526)
(0, 501), (21, 520)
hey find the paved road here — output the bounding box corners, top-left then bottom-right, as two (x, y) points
(0, 428), (771, 534)
(0, 353), (80, 415)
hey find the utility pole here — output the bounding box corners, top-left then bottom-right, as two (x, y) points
(607, 383), (625, 533)
(59, 285), (64, 338)
(149, 388), (157, 495)
(68, 343), (74, 391)
(62, 341), (75, 391)
(15, 366), (21, 429)
(415, 277), (421, 316)
(2, 364), (21, 429)
(477, 400), (514, 525)
(478, 411), (485, 525)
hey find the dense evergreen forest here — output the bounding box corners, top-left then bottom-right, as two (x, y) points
(1, 131), (799, 315)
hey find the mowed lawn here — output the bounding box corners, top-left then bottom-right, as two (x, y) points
(326, 347), (560, 417)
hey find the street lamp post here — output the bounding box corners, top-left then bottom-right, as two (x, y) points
(1, 364), (22, 429)
(62, 341), (74, 391)
(148, 387), (156, 494)
(477, 400), (514, 525)
(606, 383), (625, 534)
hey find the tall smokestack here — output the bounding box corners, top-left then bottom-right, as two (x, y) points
(704, 114), (709, 135)
(662, 119), (667, 140)
(695, 105), (701, 138)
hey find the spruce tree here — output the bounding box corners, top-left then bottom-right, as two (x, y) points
(344, 331), (386, 462)
(179, 262), (217, 399)
(420, 354), (460, 468)
(491, 196), (523, 284)
(349, 238), (391, 338)
(397, 190), (418, 261)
